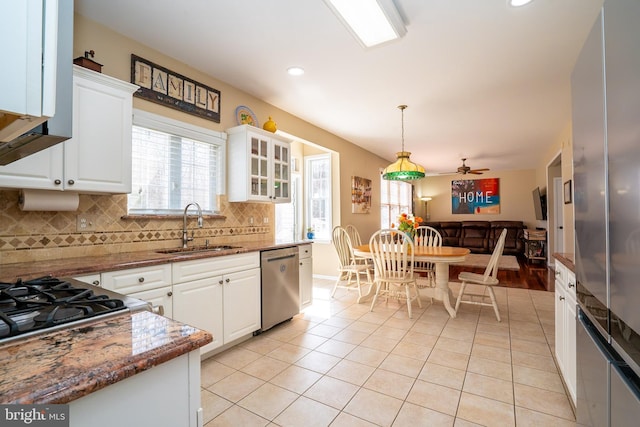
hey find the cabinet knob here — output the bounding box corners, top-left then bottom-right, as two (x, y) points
(559, 296), (565, 301)
(225, 278), (230, 283)
(167, 291), (173, 297)
(138, 277), (145, 283)
(568, 282), (575, 288)
(54, 179), (62, 185)
(555, 270), (561, 277)
(219, 280), (224, 285)
(92, 280), (100, 286)
(67, 179), (75, 185)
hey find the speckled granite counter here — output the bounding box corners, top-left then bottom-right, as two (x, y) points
(0, 311), (212, 404)
(553, 252), (575, 273)
(0, 239), (310, 282)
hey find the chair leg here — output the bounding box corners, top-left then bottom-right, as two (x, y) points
(487, 286), (501, 322)
(413, 282), (422, 308)
(455, 281), (467, 313)
(370, 280), (381, 312)
(404, 285), (413, 319)
(331, 273), (342, 298)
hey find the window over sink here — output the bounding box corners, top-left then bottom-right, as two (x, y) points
(128, 110), (225, 214)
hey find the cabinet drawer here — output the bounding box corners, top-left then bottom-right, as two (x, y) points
(554, 260), (567, 285)
(299, 244), (312, 259)
(172, 252), (260, 284)
(101, 264), (172, 294)
(74, 274), (101, 287)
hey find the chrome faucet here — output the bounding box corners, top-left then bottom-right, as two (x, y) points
(182, 202), (203, 248)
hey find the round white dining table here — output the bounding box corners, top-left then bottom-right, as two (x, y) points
(353, 244), (470, 318)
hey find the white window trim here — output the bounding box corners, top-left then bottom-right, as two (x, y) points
(305, 153), (332, 242)
(132, 109), (227, 196)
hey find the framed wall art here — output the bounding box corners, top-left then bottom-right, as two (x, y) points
(351, 176), (372, 214)
(131, 54), (221, 123)
(451, 178), (500, 214)
(564, 179), (572, 204)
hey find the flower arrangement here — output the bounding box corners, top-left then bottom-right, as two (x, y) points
(392, 213), (423, 238)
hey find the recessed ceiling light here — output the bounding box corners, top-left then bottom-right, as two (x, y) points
(509, 0), (534, 6)
(287, 66), (305, 76)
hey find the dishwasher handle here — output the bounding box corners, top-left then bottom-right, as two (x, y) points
(265, 254), (297, 262)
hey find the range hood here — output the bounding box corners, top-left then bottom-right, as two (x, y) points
(0, 0), (73, 166)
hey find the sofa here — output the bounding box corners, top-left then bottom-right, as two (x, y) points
(420, 220), (526, 255)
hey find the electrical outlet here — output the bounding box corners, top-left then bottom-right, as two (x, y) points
(77, 214), (97, 232)
(263, 217), (269, 224)
(249, 216), (254, 225)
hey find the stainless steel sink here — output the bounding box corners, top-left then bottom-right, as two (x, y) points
(156, 245), (241, 254)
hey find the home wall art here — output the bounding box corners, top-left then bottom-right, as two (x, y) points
(451, 178), (500, 214)
(131, 54), (221, 123)
(351, 176), (372, 214)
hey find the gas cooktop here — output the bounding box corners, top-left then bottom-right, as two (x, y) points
(0, 277), (136, 342)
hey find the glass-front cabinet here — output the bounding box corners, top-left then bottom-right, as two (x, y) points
(228, 125), (291, 203)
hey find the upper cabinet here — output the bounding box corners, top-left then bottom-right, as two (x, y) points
(0, 66), (138, 193)
(227, 125), (291, 203)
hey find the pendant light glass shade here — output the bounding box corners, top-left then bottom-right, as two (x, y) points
(382, 105), (425, 181)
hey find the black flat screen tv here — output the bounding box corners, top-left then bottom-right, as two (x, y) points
(532, 187), (547, 220)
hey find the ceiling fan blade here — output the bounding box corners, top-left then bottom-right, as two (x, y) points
(438, 171), (458, 175)
(471, 168), (490, 172)
(468, 171), (484, 175)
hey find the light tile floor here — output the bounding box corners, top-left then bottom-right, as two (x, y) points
(200, 279), (576, 426)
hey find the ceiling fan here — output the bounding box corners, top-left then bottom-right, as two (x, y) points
(441, 158), (490, 175)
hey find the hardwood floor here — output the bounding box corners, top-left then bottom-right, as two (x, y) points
(448, 254), (553, 291)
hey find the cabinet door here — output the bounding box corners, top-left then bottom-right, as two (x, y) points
(249, 133), (272, 201)
(566, 293), (577, 405)
(271, 139), (291, 203)
(223, 268), (261, 343)
(129, 287), (174, 320)
(0, 143), (63, 189)
(65, 68), (137, 193)
(299, 257), (313, 310)
(173, 277), (223, 354)
(555, 284), (566, 376)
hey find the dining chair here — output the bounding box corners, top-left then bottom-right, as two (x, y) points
(331, 226), (372, 299)
(454, 228), (507, 321)
(369, 228), (422, 319)
(345, 224), (372, 267)
(413, 226), (442, 299)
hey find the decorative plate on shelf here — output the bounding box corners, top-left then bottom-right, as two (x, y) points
(235, 106), (258, 127)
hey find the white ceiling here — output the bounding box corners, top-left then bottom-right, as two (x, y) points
(74, 0), (603, 175)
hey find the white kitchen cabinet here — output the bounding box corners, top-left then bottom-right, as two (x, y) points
(172, 252), (261, 355)
(129, 287), (174, 319)
(299, 244), (313, 310)
(70, 351), (202, 427)
(73, 274), (101, 287)
(101, 264), (172, 295)
(173, 276), (223, 354)
(227, 124), (291, 203)
(554, 259), (577, 406)
(0, 66), (137, 193)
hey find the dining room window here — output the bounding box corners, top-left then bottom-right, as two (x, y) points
(128, 110), (225, 214)
(380, 174), (413, 228)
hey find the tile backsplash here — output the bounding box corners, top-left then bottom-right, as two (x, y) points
(0, 190), (273, 265)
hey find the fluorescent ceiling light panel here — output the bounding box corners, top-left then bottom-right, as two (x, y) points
(324, 0), (406, 48)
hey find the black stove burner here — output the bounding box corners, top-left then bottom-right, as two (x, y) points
(0, 277), (127, 340)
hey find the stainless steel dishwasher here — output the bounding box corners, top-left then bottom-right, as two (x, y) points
(260, 247), (300, 331)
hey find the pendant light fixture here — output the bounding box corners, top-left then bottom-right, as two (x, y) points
(382, 105), (425, 181)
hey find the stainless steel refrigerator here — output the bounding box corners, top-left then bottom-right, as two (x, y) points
(572, 1), (640, 425)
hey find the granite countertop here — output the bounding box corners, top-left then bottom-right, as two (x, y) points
(553, 252), (575, 272)
(0, 239), (311, 282)
(0, 311), (212, 404)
